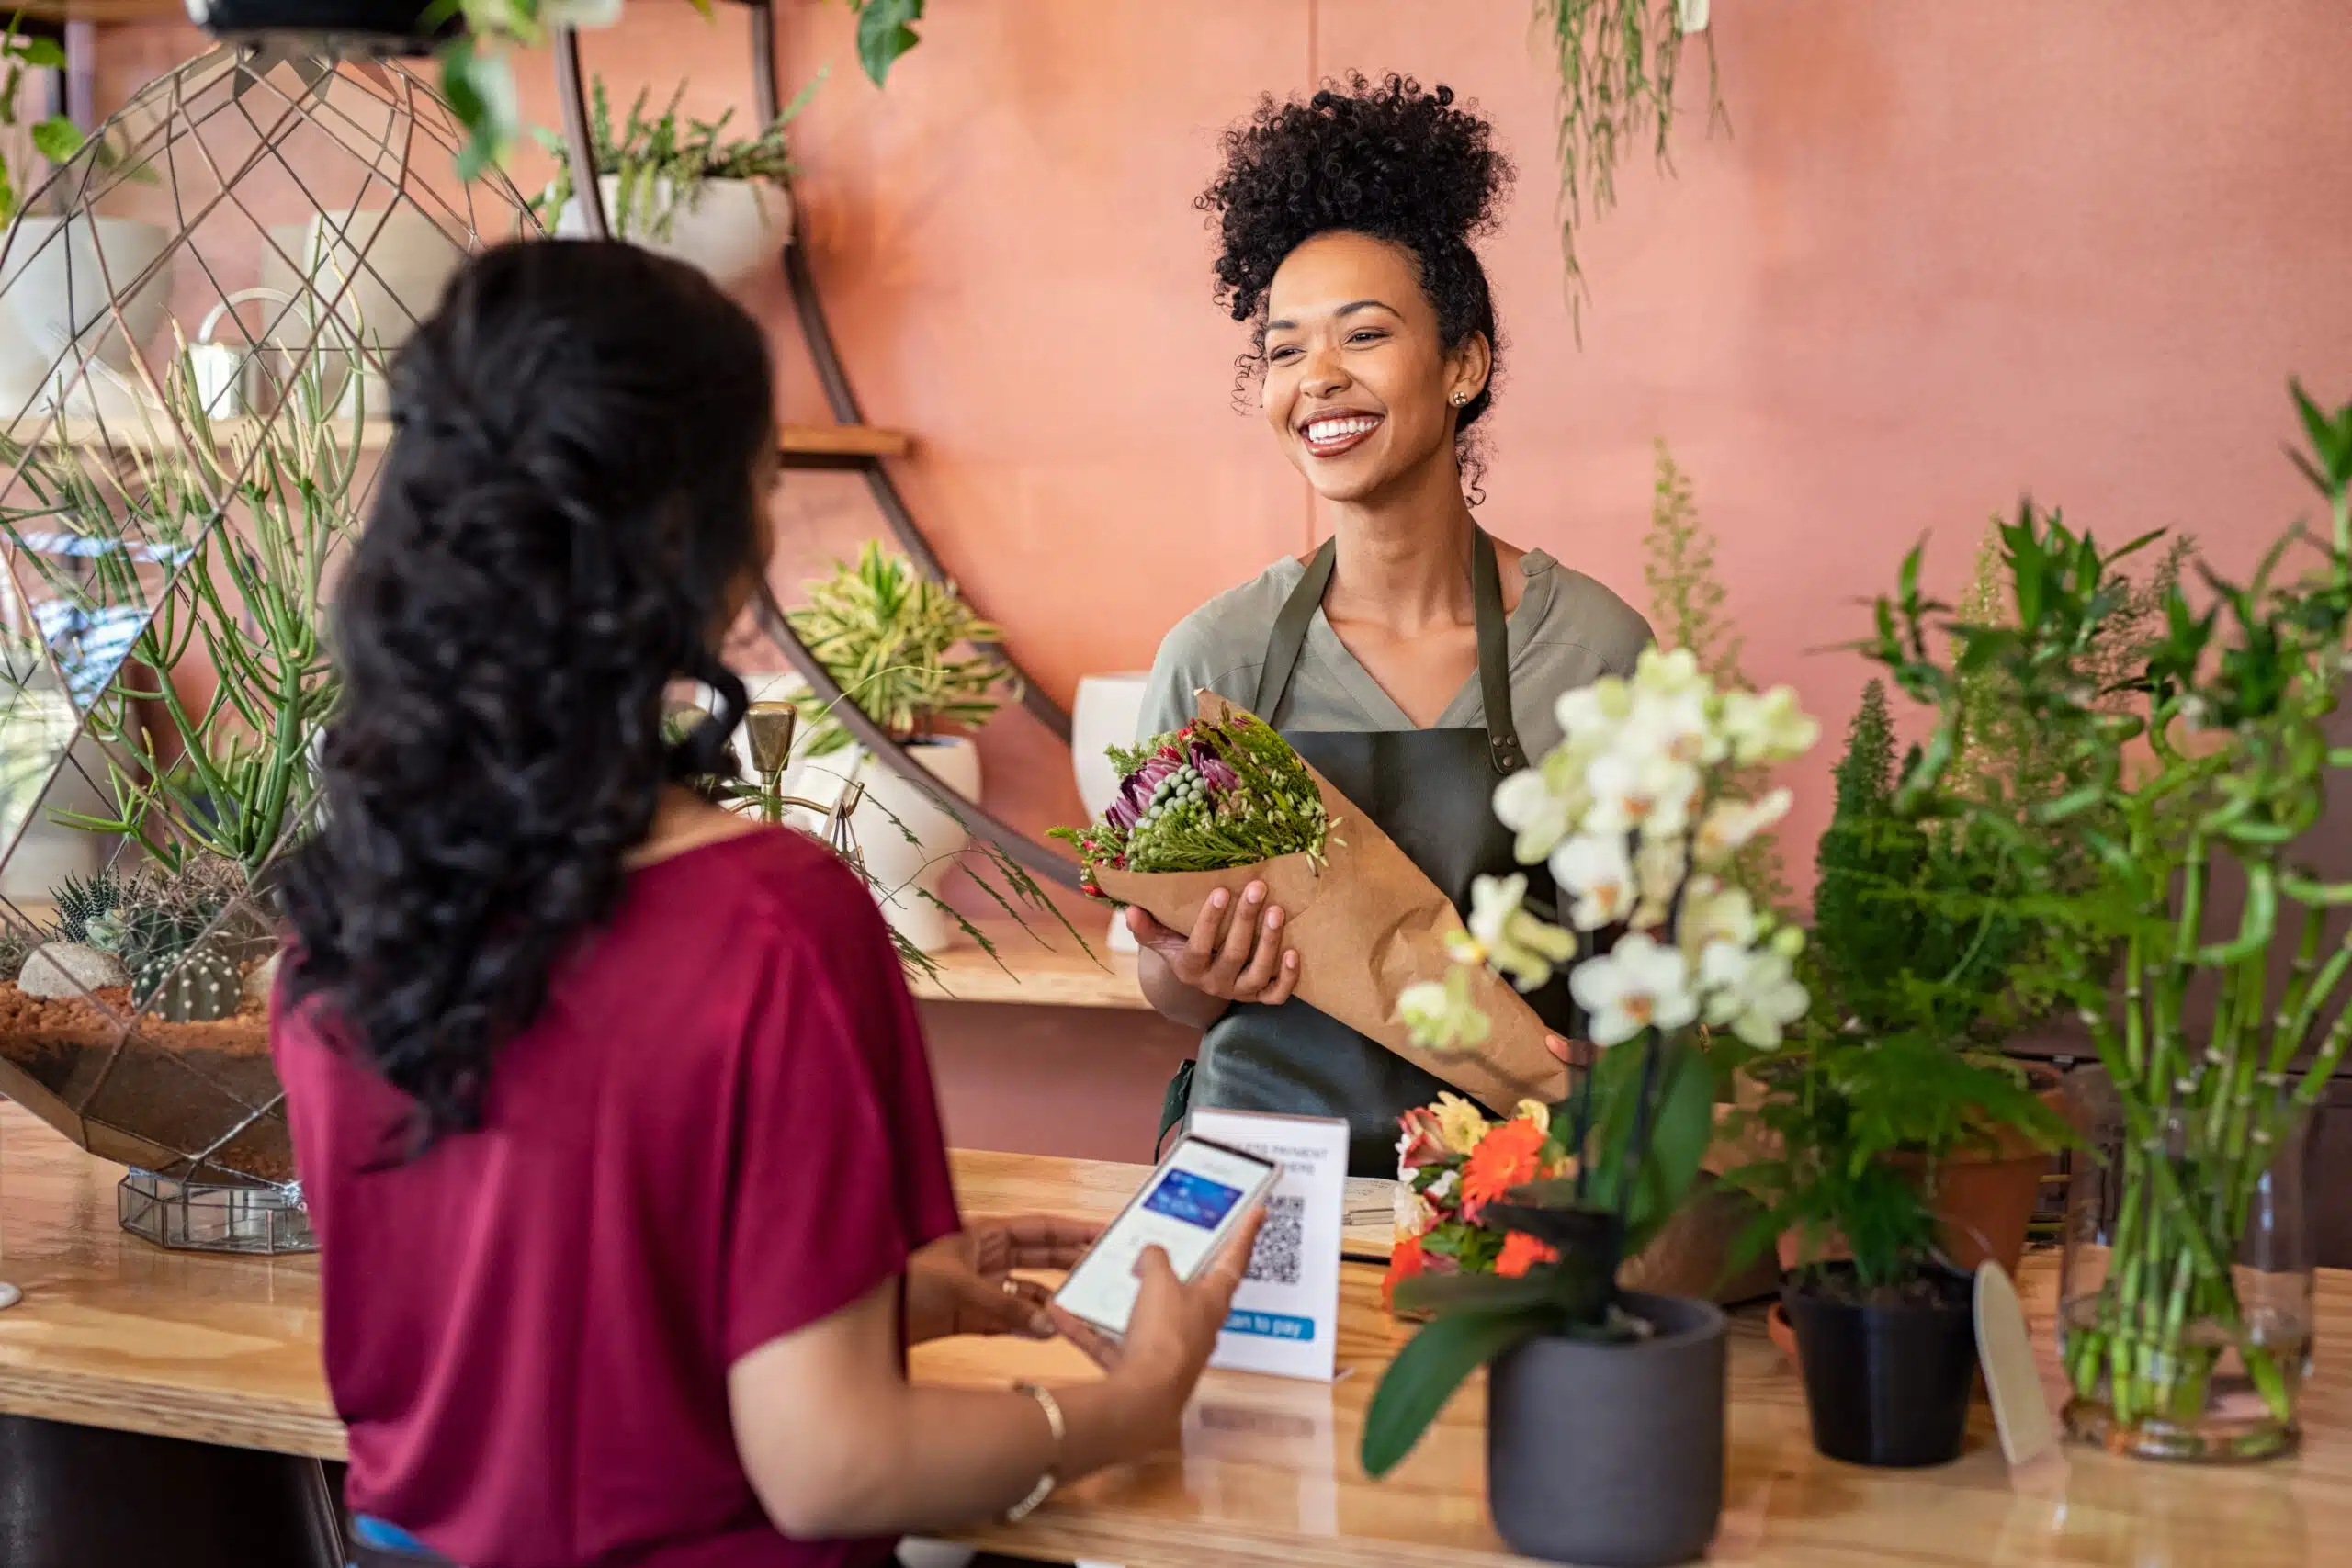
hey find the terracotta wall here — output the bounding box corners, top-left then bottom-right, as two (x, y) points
(89, 2), (2352, 1158)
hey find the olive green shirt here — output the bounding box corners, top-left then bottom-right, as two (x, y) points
(1139, 549), (1654, 755)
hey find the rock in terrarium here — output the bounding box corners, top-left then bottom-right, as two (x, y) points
(0, 45), (534, 1232)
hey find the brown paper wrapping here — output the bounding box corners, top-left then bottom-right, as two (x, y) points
(1094, 694), (1566, 1116)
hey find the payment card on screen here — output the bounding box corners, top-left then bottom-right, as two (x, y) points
(1051, 1135), (1277, 1337)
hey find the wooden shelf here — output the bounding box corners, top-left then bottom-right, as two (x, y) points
(906, 918), (1148, 1010)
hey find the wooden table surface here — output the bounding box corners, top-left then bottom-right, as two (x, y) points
(0, 1100), (2346, 1567)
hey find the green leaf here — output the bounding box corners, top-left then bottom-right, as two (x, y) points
(14, 36), (66, 70)
(854, 0), (925, 86)
(1391, 1269), (1566, 1316)
(30, 116), (85, 165)
(1361, 1308), (1543, 1478)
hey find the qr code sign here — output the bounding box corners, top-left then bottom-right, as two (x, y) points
(1246, 1194), (1306, 1286)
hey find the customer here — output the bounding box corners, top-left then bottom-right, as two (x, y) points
(274, 240), (1255, 1568)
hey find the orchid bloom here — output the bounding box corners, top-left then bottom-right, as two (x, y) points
(1468, 873), (1578, 991)
(1567, 931), (1699, 1047)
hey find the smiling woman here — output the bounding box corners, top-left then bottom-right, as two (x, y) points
(1130, 73), (1655, 1178)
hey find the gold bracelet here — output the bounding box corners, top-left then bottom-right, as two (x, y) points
(1004, 1381), (1065, 1523)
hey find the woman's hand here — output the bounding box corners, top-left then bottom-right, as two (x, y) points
(905, 1214), (1101, 1343)
(1049, 1207), (1265, 1446)
(1131, 882), (1300, 1025)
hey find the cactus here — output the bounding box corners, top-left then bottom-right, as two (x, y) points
(50, 869), (123, 944)
(132, 942), (243, 1024)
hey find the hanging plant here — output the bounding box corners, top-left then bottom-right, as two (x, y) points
(1537, 0), (1724, 329)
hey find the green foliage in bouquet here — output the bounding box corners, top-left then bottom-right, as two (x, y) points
(786, 542), (1016, 759)
(1643, 440), (1792, 911)
(531, 73), (821, 242)
(1050, 712), (1330, 897)
(1861, 383), (2352, 1437)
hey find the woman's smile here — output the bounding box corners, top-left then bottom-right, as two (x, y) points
(1297, 408), (1385, 459)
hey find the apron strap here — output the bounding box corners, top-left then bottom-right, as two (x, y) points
(1254, 538), (1336, 716)
(1255, 530), (1524, 775)
(1471, 528), (1527, 774)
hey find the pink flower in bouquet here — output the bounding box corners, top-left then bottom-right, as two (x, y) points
(1105, 755), (1181, 830)
(1187, 739), (1240, 794)
(1395, 1105), (1450, 1172)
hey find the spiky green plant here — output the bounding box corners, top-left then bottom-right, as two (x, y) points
(131, 940), (240, 1023)
(531, 72), (822, 243)
(48, 867), (121, 944)
(786, 541), (1017, 758)
(81, 856), (243, 975)
(1642, 440), (1791, 910)
(0, 336), (364, 886)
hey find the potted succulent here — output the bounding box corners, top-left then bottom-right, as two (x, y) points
(783, 541), (1017, 953)
(1861, 385), (2352, 1462)
(540, 75), (819, 281)
(1365, 647), (1820, 1568)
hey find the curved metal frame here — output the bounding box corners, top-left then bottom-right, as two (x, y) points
(551, 8), (1082, 890)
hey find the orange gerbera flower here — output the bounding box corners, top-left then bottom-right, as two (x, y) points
(1459, 1116), (1548, 1221)
(1382, 1232), (1428, 1312)
(1496, 1230), (1560, 1278)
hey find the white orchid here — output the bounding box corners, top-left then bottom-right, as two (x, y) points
(1632, 835), (1689, 931)
(1400, 967), (1493, 1053)
(1621, 649), (1724, 767)
(1694, 787), (1793, 869)
(1584, 749), (1702, 840)
(1679, 875), (1758, 956)
(1467, 874), (1579, 991)
(1550, 831), (1635, 931)
(1699, 940), (1810, 1049)
(1555, 674), (1634, 746)
(1722, 685), (1821, 765)
(1568, 932), (1699, 1047)
(1495, 767), (1576, 864)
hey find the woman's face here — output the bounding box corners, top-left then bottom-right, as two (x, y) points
(1260, 230), (1487, 506)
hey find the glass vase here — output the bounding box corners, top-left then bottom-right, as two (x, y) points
(2059, 1070), (2316, 1461)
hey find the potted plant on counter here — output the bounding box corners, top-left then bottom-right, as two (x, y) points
(1364, 647), (1820, 1568)
(1862, 385), (2352, 1462)
(540, 74), (820, 282)
(781, 541), (1019, 953)
(1722, 1029), (2064, 1466)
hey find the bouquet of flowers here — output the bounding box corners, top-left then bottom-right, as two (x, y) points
(1051, 707), (1330, 893)
(1385, 1093), (1566, 1312)
(1056, 692), (1569, 1114)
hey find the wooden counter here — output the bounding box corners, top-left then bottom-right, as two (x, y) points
(0, 1100), (2346, 1566)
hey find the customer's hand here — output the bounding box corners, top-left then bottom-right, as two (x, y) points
(904, 1214), (1101, 1344)
(1050, 1207), (1264, 1448)
(1130, 881), (1299, 1006)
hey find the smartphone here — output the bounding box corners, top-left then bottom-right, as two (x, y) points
(1051, 1134), (1278, 1338)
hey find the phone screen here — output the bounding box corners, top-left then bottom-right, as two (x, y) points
(1052, 1136), (1275, 1337)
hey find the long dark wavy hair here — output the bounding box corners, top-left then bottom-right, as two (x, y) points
(283, 239), (775, 1143)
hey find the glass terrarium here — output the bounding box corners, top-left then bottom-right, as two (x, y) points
(0, 44), (534, 1250)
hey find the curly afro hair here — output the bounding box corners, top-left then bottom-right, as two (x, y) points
(1197, 73), (1514, 467)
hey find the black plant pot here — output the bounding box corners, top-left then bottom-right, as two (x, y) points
(1487, 1292), (1727, 1568)
(184, 0), (454, 51)
(1783, 1262), (1976, 1467)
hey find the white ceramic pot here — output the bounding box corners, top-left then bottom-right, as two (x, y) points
(798, 737), (980, 955)
(1072, 672), (1150, 953)
(262, 205), (466, 418)
(557, 175), (791, 284)
(0, 215), (175, 422)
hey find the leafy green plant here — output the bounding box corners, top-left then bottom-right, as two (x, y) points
(46, 866), (120, 943)
(0, 339), (365, 886)
(1537, 2), (1724, 329)
(786, 541), (1017, 758)
(1721, 1032), (2070, 1292)
(0, 12), (83, 226)
(1642, 439), (1790, 910)
(1861, 383), (2352, 1438)
(435, 0), (920, 179)
(531, 73), (820, 241)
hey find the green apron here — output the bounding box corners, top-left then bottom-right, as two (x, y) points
(1158, 529), (1581, 1178)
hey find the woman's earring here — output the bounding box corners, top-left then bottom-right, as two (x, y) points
(1450, 391), (1469, 407)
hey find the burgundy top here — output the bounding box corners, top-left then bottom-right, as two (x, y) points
(275, 829), (962, 1568)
